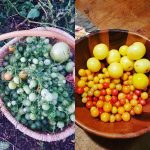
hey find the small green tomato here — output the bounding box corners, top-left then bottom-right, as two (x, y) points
(29, 93), (37, 101)
(8, 81), (17, 90)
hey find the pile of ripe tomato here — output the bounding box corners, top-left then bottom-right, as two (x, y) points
(76, 42), (150, 122)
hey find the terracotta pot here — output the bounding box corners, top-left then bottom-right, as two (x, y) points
(0, 27), (75, 142)
(76, 29), (150, 138)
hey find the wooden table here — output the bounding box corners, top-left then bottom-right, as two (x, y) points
(76, 0), (150, 150)
(76, 0), (150, 38)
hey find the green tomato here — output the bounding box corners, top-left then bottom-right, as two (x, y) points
(8, 81), (17, 90)
(65, 61), (74, 73)
(70, 114), (75, 122)
(45, 93), (53, 101)
(50, 42), (70, 63)
(42, 103), (50, 111)
(57, 121), (64, 129)
(32, 58), (38, 64)
(44, 39), (49, 44)
(20, 57), (26, 63)
(43, 53), (49, 58)
(11, 100), (16, 106)
(23, 85), (31, 94)
(31, 124), (36, 129)
(29, 113), (36, 120)
(26, 37), (34, 43)
(23, 100), (31, 106)
(29, 93), (37, 101)
(13, 76), (20, 84)
(51, 73), (57, 78)
(44, 59), (51, 65)
(7, 102), (11, 107)
(29, 79), (37, 89)
(39, 61), (44, 66)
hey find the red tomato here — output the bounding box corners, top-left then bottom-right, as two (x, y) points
(111, 96), (118, 104)
(134, 89), (141, 96)
(87, 96), (92, 101)
(119, 99), (126, 105)
(139, 99), (146, 106)
(93, 101), (97, 106)
(99, 96), (105, 101)
(76, 87), (84, 94)
(86, 101), (93, 109)
(101, 89), (107, 96)
(111, 89), (118, 96)
(126, 94), (132, 100)
(98, 108), (104, 114)
(115, 101), (121, 108)
(103, 82), (110, 88)
(93, 97), (99, 102)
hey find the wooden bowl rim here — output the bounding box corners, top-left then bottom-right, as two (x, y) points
(76, 29), (150, 44)
(76, 29), (150, 139)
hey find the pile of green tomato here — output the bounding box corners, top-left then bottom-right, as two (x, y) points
(0, 37), (75, 132)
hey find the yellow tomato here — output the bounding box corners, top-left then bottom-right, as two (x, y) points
(94, 90), (100, 97)
(110, 114), (116, 122)
(77, 80), (85, 87)
(119, 45), (128, 56)
(90, 107), (99, 117)
(118, 107), (125, 114)
(93, 43), (109, 60)
(103, 103), (112, 113)
(134, 104), (143, 114)
(78, 69), (86, 76)
(122, 112), (130, 121)
(87, 57), (101, 72)
(141, 92), (148, 100)
(132, 73), (149, 90)
(112, 106), (118, 114)
(96, 100), (104, 108)
(124, 103), (132, 112)
(100, 112), (110, 122)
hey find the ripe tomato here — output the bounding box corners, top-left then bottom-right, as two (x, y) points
(122, 86), (130, 94)
(76, 87), (84, 94)
(90, 107), (99, 117)
(103, 82), (110, 88)
(126, 94), (132, 100)
(99, 96), (105, 101)
(111, 96), (118, 104)
(139, 99), (146, 106)
(93, 97), (99, 102)
(98, 108), (104, 114)
(134, 104), (143, 114)
(134, 89), (141, 96)
(86, 101), (93, 109)
(87, 96), (92, 101)
(93, 101), (97, 106)
(103, 103), (112, 113)
(122, 112), (130, 122)
(119, 99), (126, 105)
(141, 92), (148, 100)
(111, 89), (118, 96)
(115, 101), (121, 108)
(96, 100), (104, 108)
(101, 89), (107, 96)
(100, 112), (110, 122)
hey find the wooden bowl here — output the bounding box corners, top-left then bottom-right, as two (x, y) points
(75, 29), (150, 139)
